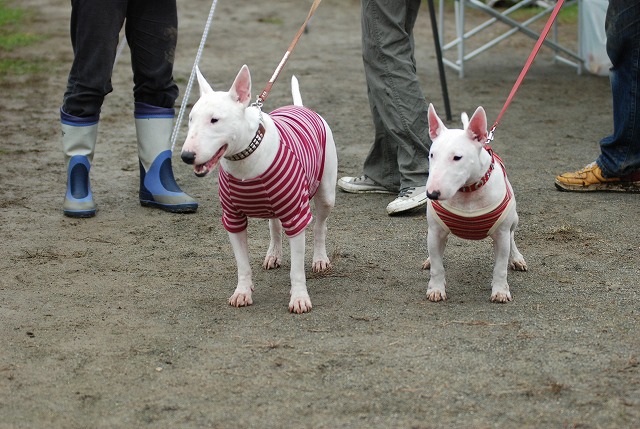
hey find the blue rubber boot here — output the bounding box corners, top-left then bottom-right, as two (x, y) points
(61, 111), (98, 218)
(63, 155), (96, 217)
(135, 103), (198, 213)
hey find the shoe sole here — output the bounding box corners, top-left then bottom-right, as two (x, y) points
(63, 209), (96, 218)
(140, 200), (199, 213)
(338, 187), (396, 194)
(337, 182), (395, 194)
(555, 180), (640, 193)
(386, 199), (428, 215)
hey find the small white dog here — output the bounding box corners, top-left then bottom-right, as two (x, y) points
(423, 104), (527, 302)
(181, 65), (337, 313)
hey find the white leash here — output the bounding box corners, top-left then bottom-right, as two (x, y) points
(170, 0), (219, 152)
(113, 33), (127, 70)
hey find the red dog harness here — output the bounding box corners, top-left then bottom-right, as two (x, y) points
(218, 106), (326, 237)
(428, 150), (514, 240)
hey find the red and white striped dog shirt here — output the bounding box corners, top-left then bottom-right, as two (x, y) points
(218, 106), (327, 237)
(428, 153), (514, 240)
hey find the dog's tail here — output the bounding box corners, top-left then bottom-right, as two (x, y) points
(291, 75), (303, 106)
(461, 112), (470, 129)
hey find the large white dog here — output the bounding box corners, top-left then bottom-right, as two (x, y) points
(423, 104), (527, 302)
(181, 65), (337, 313)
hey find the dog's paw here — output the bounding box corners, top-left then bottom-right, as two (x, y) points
(509, 258), (527, 271)
(263, 255), (281, 270)
(422, 258), (431, 270)
(289, 294), (312, 314)
(490, 288), (512, 303)
(229, 291), (253, 307)
(426, 287), (446, 302)
(312, 259), (331, 273)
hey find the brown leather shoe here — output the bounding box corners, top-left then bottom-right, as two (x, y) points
(555, 162), (640, 192)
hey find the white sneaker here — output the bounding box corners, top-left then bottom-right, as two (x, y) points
(337, 175), (394, 194)
(386, 186), (428, 215)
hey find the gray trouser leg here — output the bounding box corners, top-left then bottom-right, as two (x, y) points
(361, 0), (430, 191)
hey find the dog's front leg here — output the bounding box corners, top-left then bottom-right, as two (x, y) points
(263, 219), (283, 270)
(490, 227), (512, 303)
(227, 229), (255, 307)
(426, 222), (449, 302)
(288, 231), (312, 314)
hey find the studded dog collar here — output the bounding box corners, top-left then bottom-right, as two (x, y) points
(224, 122), (266, 161)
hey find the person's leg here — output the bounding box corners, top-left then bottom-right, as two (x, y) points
(126, 0), (179, 108)
(596, 0), (640, 177)
(60, 0), (126, 217)
(62, 0), (125, 117)
(361, 0), (429, 191)
(126, 0), (197, 212)
(555, 1), (640, 192)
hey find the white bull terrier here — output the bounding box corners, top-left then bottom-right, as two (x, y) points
(181, 65), (337, 313)
(423, 104), (527, 302)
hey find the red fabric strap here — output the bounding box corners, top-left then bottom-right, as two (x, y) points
(459, 147), (495, 192)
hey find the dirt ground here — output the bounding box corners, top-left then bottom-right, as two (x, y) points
(1, 0), (639, 428)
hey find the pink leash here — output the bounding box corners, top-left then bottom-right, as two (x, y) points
(487, 0), (566, 143)
(254, 0), (322, 108)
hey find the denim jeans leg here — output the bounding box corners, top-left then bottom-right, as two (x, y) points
(596, 1), (640, 177)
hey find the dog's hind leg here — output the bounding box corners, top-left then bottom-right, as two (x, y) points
(509, 232), (527, 271)
(311, 192), (333, 273)
(508, 216), (527, 272)
(288, 232), (312, 314)
(263, 219), (283, 270)
(311, 129), (337, 273)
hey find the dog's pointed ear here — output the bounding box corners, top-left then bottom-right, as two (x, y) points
(229, 64), (252, 107)
(466, 106), (488, 145)
(428, 103), (447, 140)
(196, 66), (214, 96)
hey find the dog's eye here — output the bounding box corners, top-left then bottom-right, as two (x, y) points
(453, 155), (463, 161)
(429, 153), (434, 159)
(210, 117), (218, 124)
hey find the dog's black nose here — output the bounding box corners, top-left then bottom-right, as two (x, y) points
(427, 190), (440, 200)
(181, 151), (196, 165)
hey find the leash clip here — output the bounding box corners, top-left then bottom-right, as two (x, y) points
(486, 123), (497, 145)
(251, 98), (265, 126)
(251, 96), (264, 111)
(486, 129), (495, 145)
